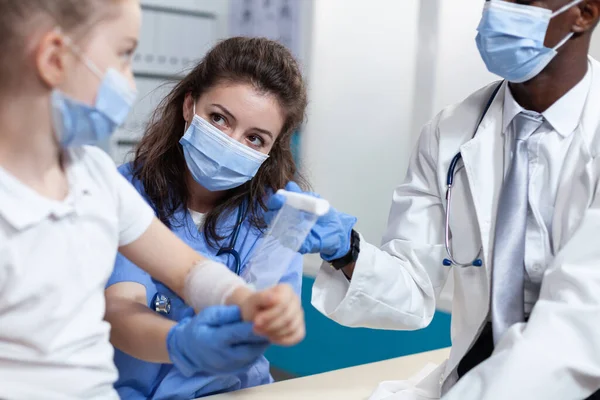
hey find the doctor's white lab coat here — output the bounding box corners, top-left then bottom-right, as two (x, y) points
(312, 57), (600, 399)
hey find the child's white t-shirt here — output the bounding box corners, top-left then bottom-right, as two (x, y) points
(0, 146), (155, 399)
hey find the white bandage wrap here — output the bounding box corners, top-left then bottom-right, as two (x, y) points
(183, 260), (251, 312)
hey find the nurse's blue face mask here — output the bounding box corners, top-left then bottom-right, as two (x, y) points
(51, 33), (137, 147)
(179, 103), (269, 192)
(476, 0), (584, 83)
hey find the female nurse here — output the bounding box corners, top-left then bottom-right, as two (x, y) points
(104, 37), (308, 399)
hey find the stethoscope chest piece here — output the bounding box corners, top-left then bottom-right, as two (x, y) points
(152, 293), (171, 315)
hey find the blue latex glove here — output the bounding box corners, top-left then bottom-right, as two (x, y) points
(265, 182), (357, 261)
(166, 305), (269, 377)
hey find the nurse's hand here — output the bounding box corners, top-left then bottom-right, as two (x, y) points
(265, 182), (357, 261)
(241, 284), (306, 346)
(166, 305), (269, 377)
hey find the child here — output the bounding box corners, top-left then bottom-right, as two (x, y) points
(0, 1), (303, 399)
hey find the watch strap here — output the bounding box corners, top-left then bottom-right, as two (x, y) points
(330, 230), (360, 270)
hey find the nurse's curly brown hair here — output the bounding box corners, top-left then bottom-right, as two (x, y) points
(133, 37), (309, 247)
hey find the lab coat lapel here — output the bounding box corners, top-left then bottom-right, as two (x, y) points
(458, 83), (506, 283)
(551, 132), (593, 252)
(552, 58), (600, 251)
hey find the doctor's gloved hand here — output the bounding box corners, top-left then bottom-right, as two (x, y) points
(265, 182), (357, 261)
(166, 305), (269, 377)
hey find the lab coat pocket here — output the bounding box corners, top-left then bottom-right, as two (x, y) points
(368, 361), (446, 400)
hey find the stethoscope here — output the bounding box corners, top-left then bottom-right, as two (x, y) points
(216, 201), (246, 275)
(152, 202), (246, 315)
(442, 81), (503, 268)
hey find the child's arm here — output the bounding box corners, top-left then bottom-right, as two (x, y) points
(100, 147), (304, 346)
(119, 218), (305, 345)
(105, 281), (270, 372)
(119, 217), (246, 309)
(105, 282), (177, 363)
(106, 281), (303, 373)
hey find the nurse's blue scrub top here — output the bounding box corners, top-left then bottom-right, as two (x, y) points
(107, 163), (303, 400)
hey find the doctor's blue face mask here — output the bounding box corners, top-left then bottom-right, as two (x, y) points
(179, 103), (269, 192)
(476, 0), (584, 83)
(51, 32), (137, 148)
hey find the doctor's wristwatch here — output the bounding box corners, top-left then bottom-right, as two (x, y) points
(330, 230), (360, 270)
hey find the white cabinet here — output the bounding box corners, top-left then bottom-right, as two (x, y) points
(111, 77), (177, 164)
(110, 0), (229, 164)
(140, 0), (230, 16)
(133, 7), (218, 78)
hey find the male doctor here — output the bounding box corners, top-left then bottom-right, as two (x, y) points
(268, 0), (600, 398)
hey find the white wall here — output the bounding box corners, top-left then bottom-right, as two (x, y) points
(591, 29), (600, 60)
(301, 0), (421, 251)
(431, 0), (497, 118)
(407, 0), (497, 146)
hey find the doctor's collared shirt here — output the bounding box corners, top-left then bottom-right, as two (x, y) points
(0, 146), (155, 399)
(501, 67), (591, 315)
